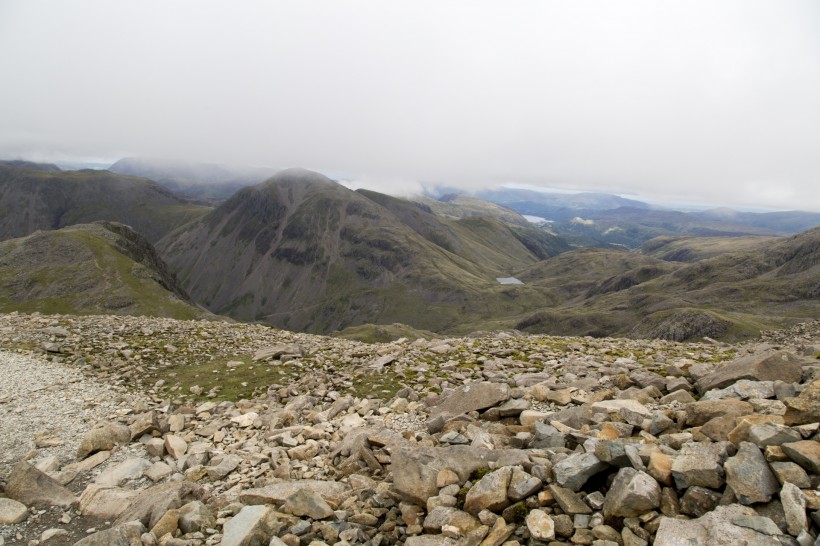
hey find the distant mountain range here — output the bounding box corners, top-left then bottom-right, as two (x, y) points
(1, 159), (818, 341)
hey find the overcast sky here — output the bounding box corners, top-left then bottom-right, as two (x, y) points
(1, 1), (819, 211)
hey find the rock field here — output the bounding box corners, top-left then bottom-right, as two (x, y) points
(0, 311), (818, 546)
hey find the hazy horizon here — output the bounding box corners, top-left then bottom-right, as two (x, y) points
(2, 1), (819, 212)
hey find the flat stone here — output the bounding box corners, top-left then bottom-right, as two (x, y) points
(747, 423), (802, 447)
(94, 457), (151, 487)
(423, 506), (480, 535)
(526, 509), (555, 541)
(0, 498), (29, 524)
(602, 468), (661, 518)
(724, 442), (780, 505)
(5, 461), (77, 508)
(590, 399), (652, 418)
(781, 440), (820, 474)
(150, 508), (179, 540)
(240, 479), (351, 506)
(696, 350), (804, 394)
(769, 461), (811, 488)
(79, 484), (137, 519)
(731, 515), (783, 536)
(727, 415), (785, 445)
(207, 454), (242, 479)
(115, 481), (203, 529)
(253, 344), (302, 361)
(507, 467), (542, 502)
(432, 382), (510, 417)
(144, 461), (173, 482)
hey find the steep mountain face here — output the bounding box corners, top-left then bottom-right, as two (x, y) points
(0, 161), (211, 243)
(157, 169), (567, 333)
(515, 227), (820, 341)
(0, 223), (205, 319)
(110, 157), (278, 200)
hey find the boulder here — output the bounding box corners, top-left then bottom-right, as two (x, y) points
(723, 442), (779, 505)
(280, 488), (334, 520)
(178, 500), (216, 534)
(79, 484), (138, 519)
(602, 468), (661, 518)
(696, 350), (804, 394)
(463, 467), (512, 515)
(781, 482), (808, 537)
(4, 461), (77, 508)
(115, 481), (204, 529)
(671, 449), (725, 490)
(684, 399), (754, 427)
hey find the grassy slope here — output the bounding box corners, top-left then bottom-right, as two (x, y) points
(0, 224), (207, 319)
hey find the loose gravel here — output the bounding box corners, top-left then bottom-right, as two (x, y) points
(0, 349), (133, 480)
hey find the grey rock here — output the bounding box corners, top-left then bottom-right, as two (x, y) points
(724, 442), (780, 505)
(655, 504), (780, 546)
(422, 506), (480, 534)
(548, 485), (592, 515)
(464, 466), (512, 515)
(680, 486), (722, 518)
(115, 481), (203, 529)
(602, 468), (661, 518)
(696, 350), (804, 394)
(391, 446), (529, 505)
(432, 382), (510, 417)
(531, 422), (565, 449)
(769, 461), (811, 488)
(783, 379), (820, 426)
(79, 485), (137, 519)
(5, 461), (77, 508)
(781, 482), (808, 537)
(553, 452), (609, 491)
(671, 448), (725, 490)
(748, 423), (802, 447)
(207, 453), (242, 479)
(507, 467), (542, 502)
(730, 515), (783, 536)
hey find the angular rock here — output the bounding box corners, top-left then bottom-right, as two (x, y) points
(150, 508), (179, 540)
(783, 379), (820, 426)
(423, 506), (479, 535)
(253, 343), (302, 361)
(525, 509), (555, 541)
(79, 484), (138, 519)
(507, 467), (542, 502)
(73, 521), (145, 546)
(671, 449), (725, 490)
(0, 498), (29, 524)
(602, 468), (661, 518)
(391, 446), (529, 505)
(163, 434), (187, 459)
(696, 350), (804, 394)
(281, 488), (334, 520)
(115, 481), (203, 529)
(464, 466), (512, 515)
(548, 485), (592, 515)
(222, 505), (278, 546)
(781, 482), (808, 537)
(685, 399), (754, 427)
(5, 461), (77, 508)
(680, 486), (721, 517)
(769, 461), (811, 488)
(207, 453), (241, 479)
(747, 423), (802, 447)
(553, 452), (608, 492)
(724, 442), (780, 505)
(76, 422), (131, 459)
(178, 500), (216, 534)
(655, 504), (780, 546)
(781, 440), (820, 474)
(95, 457), (151, 487)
